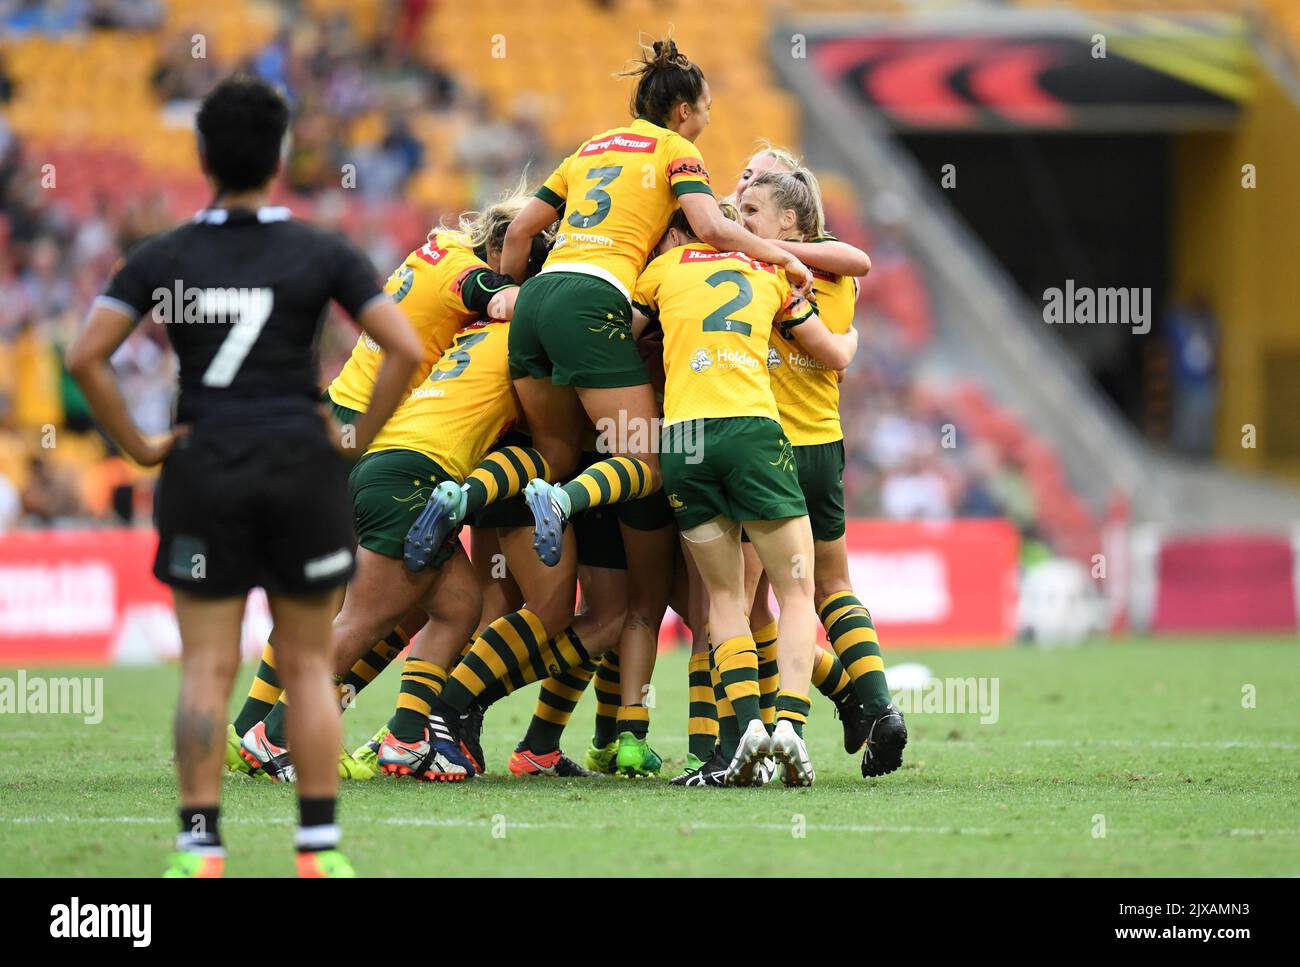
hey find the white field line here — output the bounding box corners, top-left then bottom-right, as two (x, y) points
(5, 816), (1300, 839)
(0, 815), (995, 835)
(957, 739), (1299, 751)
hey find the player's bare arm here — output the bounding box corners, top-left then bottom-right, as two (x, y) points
(342, 297), (422, 457)
(678, 191), (812, 292)
(66, 303), (186, 467)
(500, 196), (561, 284)
(789, 309), (859, 371)
(775, 238), (871, 277)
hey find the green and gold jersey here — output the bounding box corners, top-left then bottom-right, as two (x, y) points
(366, 318), (517, 479)
(328, 231), (494, 411)
(536, 117), (712, 299)
(633, 244), (811, 429)
(767, 238), (859, 445)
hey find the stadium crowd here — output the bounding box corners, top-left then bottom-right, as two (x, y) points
(0, 0), (1068, 555)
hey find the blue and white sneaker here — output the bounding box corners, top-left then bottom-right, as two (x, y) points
(523, 478), (570, 567)
(403, 481), (467, 572)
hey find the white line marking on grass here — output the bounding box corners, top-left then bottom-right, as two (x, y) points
(1230, 828), (1300, 837)
(0, 815), (992, 835)
(1006, 739), (1298, 751)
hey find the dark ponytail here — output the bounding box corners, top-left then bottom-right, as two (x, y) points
(617, 36), (706, 128)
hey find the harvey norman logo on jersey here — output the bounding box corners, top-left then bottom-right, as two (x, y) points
(680, 249), (776, 273)
(580, 133), (657, 155)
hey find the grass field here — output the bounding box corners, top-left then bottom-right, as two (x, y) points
(2, 637), (1298, 877)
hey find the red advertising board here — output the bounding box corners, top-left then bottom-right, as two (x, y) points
(0, 530), (273, 666)
(659, 518), (1021, 648)
(841, 519), (1019, 646)
(1152, 534), (1297, 633)
(0, 520), (1022, 666)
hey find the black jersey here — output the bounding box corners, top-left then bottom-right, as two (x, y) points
(97, 206), (385, 426)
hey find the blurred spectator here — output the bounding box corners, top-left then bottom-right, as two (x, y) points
(21, 453), (84, 522)
(1167, 297), (1218, 459)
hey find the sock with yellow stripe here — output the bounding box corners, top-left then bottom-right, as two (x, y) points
(711, 650), (740, 760)
(593, 653), (621, 748)
(463, 446), (549, 515)
(753, 620), (779, 733)
(775, 690), (811, 737)
(617, 703), (650, 740)
(523, 659), (597, 754)
(810, 644), (854, 708)
(820, 592), (891, 714)
(338, 628), (407, 704)
(714, 635), (761, 733)
(441, 611), (588, 714)
(390, 659), (448, 741)
(233, 643), (282, 736)
(559, 456), (654, 515)
(687, 650), (719, 762)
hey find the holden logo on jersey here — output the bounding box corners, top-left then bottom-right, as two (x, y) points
(767, 347), (782, 370)
(689, 349), (713, 373)
(788, 351), (829, 372)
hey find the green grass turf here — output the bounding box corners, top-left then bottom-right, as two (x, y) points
(1, 637), (1297, 877)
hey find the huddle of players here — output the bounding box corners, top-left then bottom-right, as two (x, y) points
(227, 36), (908, 793)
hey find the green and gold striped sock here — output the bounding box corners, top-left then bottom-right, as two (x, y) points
(560, 456), (654, 514)
(811, 644), (854, 707)
(687, 650), (719, 762)
(753, 620), (779, 733)
(463, 446), (548, 515)
(233, 642), (282, 736)
(820, 592), (891, 714)
(524, 659), (597, 754)
(714, 635), (761, 733)
(711, 650), (740, 760)
(775, 689), (811, 737)
(441, 608), (551, 714)
(262, 695), (288, 748)
(617, 703), (650, 740)
(338, 627), (407, 706)
(389, 659), (448, 742)
(593, 653), (621, 748)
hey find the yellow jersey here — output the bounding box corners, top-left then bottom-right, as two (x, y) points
(365, 318), (517, 479)
(537, 118), (713, 299)
(328, 231), (492, 411)
(633, 244), (812, 428)
(768, 239), (859, 445)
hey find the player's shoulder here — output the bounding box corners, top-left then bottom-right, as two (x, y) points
(240, 213), (361, 264)
(405, 231), (483, 273)
(576, 119), (662, 158)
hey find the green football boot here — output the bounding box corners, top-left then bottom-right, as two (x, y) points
(614, 731), (662, 778)
(584, 738), (620, 774)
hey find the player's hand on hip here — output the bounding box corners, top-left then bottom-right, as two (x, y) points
(131, 426), (188, 467)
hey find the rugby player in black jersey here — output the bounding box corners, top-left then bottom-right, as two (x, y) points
(66, 75), (421, 878)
